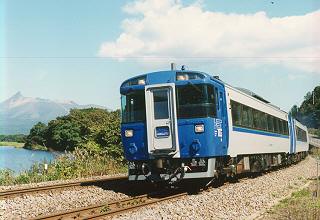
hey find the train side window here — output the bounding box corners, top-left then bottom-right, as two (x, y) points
(302, 130), (307, 142)
(252, 109), (259, 129)
(273, 117), (279, 134)
(231, 101), (241, 126)
(297, 127), (301, 141)
(247, 107), (253, 128)
(242, 105), (250, 127)
(278, 119), (283, 135)
(267, 114), (274, 132)
(206, 85), (217, 117)
(219, 91), (223, 110)
(282, 121), (286, 135)
(283, 120), (288, 135)
(261, 113), (268, 131)
(296, 127), (307, 142)
(215, 88), (219, 110)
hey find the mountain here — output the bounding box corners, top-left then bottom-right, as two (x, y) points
(0, 92), (107, 135)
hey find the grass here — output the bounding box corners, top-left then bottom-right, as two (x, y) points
(0, 148), (126, 186)
(0, 141), (24, 148)
(310, 147), (320, 159)
(264, 182), (320, 219)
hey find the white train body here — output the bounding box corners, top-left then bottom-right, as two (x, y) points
(225, 85), (309, 157)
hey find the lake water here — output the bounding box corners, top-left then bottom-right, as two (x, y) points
(0, 146), (58, 174)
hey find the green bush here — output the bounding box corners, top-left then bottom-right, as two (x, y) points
(24, 109), (124, 162)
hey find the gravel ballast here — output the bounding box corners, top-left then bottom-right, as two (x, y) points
(1, 174), (128, 219)
(111, 156), (318, 220)
(0, 173), (126, 191)
(1, 157), (318, 219)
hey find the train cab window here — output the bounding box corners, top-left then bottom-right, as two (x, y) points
(176, 84), (216, 119)
(121, 90), (146, 123)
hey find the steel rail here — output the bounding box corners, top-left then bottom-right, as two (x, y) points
(0, 176), (127, 199)
(31, 191), (188, 220)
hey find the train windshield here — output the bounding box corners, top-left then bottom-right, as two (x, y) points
(176, 84), (216, 119)
(121, 90), (146, 123)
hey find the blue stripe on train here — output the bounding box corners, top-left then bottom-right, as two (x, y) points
(233, 126), (289, 139)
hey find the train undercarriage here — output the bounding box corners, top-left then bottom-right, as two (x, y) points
(128, 151), (308, 185)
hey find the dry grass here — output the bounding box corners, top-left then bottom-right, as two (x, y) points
(0, 141), (24, 148)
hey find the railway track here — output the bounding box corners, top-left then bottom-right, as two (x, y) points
(0, 175), (127, 199)
(31, 190), (188, 220)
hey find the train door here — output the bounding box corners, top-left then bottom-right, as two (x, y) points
(288, 116), (296, 154)
(145, 83), (179, 155)
(214, 85), (228, 154)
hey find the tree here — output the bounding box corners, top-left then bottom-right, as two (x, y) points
(290, 105), (299, 119)
(96, 110), (123, 162)
(295, 86), (320, 129)
(25, 122), (47, 147)
(46, 119), (82, 151)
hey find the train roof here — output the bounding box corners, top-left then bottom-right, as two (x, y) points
(120, 70), (214, 88)
(225, 83), (288, 115)
(120, 68), (287, 115)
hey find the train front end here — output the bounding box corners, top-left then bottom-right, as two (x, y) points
(120, 68), (228, 183)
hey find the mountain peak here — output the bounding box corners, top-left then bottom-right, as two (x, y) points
(11, 91), (24, 100)
(1, 91), (30, 109)
(0, 93), (108, 134)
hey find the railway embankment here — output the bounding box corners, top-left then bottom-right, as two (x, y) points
(1, 156), (318, 219)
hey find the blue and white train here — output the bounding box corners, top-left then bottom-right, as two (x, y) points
(120, 65), (309, 184)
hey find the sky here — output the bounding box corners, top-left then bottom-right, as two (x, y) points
(1, 0), (320, 111)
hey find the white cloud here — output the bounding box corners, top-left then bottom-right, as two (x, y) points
(99, 0), (320, 73)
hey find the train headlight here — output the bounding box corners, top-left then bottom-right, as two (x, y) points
(138, 79), (145, 85)
(125, 129), (134, 137)
(195, 124), (205, 133)
(176, 73), (189, 81)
